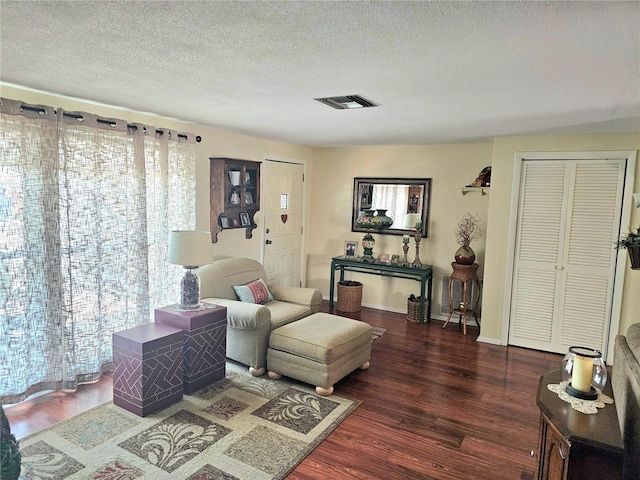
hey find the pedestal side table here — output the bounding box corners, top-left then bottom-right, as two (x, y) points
(442, 262), (481, 335)
(155, 303), (227, 394)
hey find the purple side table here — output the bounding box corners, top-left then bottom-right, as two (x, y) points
(155, 303), (227, 394)
(112, 323), (184, 417)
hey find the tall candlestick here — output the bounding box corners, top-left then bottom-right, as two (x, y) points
(402, 234), (409, 244)
(411, 228), (422, 268)
(402, 243), (410, 266)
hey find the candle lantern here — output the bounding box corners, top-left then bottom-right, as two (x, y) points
(561, 346), (607, 400)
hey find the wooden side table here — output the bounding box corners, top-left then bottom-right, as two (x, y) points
(535, 370), (623, 479)
(442, 262), (481, 335)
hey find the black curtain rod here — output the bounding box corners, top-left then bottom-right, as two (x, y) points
(20, 104), (201, 142)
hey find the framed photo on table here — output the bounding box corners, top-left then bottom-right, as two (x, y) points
(344, 240), (358, 258)
(379, 253), (390, 264)
(240, 211), (251, 226)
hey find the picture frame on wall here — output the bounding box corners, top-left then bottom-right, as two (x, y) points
(344, 240), (358, 258)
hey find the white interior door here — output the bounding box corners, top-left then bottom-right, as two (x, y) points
(508, 158), (626, 354)
(262, 160), (304, 287)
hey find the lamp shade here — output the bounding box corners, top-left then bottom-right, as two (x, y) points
(402, 213), (421, 229)
(168, 230), (212, 267)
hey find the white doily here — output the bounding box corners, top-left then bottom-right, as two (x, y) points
(547, 381), (614, 414)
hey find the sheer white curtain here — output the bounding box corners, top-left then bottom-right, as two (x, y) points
(371, 185), (409, 227)
(0, 99), (197, 403)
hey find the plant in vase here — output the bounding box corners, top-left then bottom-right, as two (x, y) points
(615, 226), (640, 270)
(454, 212), (483, 265)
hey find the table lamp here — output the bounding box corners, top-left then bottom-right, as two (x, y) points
(168, 230), (212, 310)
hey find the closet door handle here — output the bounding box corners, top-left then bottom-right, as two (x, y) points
(555, 265), (564, 271)
(558, 444), (565, 460)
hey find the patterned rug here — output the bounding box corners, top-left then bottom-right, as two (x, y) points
(17, 362), (361, 480)
(370, 326), (387, 342)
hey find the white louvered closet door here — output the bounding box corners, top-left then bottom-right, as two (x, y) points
(508, 159), (626, 354)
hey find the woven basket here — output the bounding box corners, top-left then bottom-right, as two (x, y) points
(337, 281), (363, 312)
(407, 298), (428, 323)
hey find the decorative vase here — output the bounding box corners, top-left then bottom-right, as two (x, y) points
(454, 245), (475, 265)
(374, 209), (393, 228)
(361, 231), (376, 263)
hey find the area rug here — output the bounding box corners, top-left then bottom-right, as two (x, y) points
(370, 325), (387, 342)
(18, 362), (361, 480)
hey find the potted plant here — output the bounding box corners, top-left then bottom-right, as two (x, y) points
(616, 226), (640, 270)
(454, 212), (483, 265)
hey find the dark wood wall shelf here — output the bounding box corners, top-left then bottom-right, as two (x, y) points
(209, 157), (261, 243)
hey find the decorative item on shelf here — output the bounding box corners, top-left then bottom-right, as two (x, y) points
(467, 166), (491, 187)
(228, 170), (242, 186)
(561, 346), (607, 401)
(402, 213), (423, 267)
(355, 209), (393, 263)
(401, 235), (410, 266)
(411, 223), (422, 268)
(454, 212), (483, 265)
(168, 230), (213, 310)
(615, 225), (640, 270)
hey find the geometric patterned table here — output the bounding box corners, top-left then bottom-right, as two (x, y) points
(112, 322), (184, 417)
(155, 303), (227, 394)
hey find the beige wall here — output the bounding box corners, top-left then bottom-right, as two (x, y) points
(1, 84), (313, 266)
(4, 84), (638, 348)
(483, 133), (640, 346)
(307, 144), (494, 317)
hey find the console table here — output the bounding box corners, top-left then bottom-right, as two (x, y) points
(329, 256), (432, 325)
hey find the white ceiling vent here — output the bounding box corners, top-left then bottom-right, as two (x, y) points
(314, 94), (380, 110)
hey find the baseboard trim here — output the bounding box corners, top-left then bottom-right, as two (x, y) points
(476, 336), (502, 345)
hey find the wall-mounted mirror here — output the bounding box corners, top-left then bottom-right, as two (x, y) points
(352, 177), (432, 237)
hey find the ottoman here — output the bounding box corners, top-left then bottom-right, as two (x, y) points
(267, 312), (372, 396)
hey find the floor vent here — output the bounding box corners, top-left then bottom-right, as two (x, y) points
(440, 274), (483, 317)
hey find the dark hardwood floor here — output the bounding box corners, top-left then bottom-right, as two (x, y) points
(5, 302), (562, 479)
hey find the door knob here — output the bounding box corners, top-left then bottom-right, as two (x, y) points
(266, 240), (272, 245)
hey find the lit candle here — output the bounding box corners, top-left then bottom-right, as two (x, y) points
(572, 355), (593, 392)
(402, 235), (410, 243)
(415, 221), (422, 229)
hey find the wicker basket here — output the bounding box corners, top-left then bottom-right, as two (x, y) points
(337, 281), (363, 312)
(407, 298), (428, 323)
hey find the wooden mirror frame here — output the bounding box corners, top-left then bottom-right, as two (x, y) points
(351, 177), (432, 237)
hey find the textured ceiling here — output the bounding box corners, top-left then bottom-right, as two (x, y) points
(1, 0), (639, 147)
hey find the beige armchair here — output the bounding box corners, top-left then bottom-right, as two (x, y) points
(198, 258), (322, 376)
